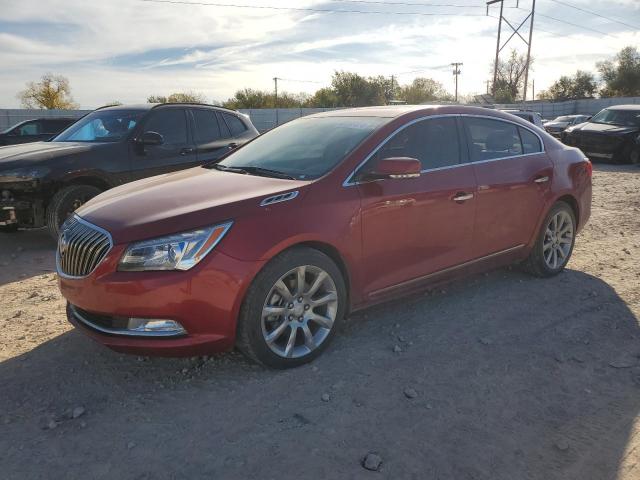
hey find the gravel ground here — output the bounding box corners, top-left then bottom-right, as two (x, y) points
(1, 163), (639, 479)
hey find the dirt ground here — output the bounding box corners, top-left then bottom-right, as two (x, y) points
(1, 163), (639, 479)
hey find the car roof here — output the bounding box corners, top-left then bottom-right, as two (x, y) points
(604, 104), (640, 111)
(308, 105), (530, 120)
(96, 103), (242, 114)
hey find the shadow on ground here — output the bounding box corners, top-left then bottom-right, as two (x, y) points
(1, 267), (638, 479)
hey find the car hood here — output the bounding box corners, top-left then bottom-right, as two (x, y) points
(574, 122), (639, 135)
(544, 122), (568, 129)
(77, 167), (310, 244)
(0, 141), (102, 167)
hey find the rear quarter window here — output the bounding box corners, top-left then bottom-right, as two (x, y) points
(223, 113), (248, 136)
(519, 127), (542, 154)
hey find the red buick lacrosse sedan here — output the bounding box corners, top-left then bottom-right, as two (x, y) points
(57, 105), (592, 368)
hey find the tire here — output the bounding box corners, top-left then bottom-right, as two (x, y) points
(46, 185), (102, 239)
(522, 201), (576, 278)
(627, 146), (640, 165)
(236, 247), (347, 369)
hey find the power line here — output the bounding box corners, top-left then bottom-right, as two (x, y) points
(330, 0), (489, 8)
(516, 6), (617, 37)
(139, 0), (491, 16)
(548, 0), (640, 31)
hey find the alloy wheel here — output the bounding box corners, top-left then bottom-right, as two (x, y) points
(261, 265), (338, 359)
(543, 210), (574, 270)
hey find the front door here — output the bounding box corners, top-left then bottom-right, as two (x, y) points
(130, 107), (196, 180)
(462, 116), (553, 258)
(357, 116), (477, 297)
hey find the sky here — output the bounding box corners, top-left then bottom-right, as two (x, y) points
(0, 0), (638, 108)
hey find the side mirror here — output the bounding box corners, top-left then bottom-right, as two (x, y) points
(362, 157), (422, 180)
(138, 131), (164, 146)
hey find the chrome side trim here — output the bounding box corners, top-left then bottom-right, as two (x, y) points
(69, 305), (186, 338)
(343, 113), (546, 187)
(56, 215), (113, 280)
(368, 244), (525, 298)
(260, 190), (299, 207)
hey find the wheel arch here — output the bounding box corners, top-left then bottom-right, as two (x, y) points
(555, 194), (580, 228)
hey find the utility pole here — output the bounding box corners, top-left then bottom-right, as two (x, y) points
(273, 77), (280, 126)
(532, 79), (535, 100)
(484, 80), (491, 94)
(487, 0), (536, 102)
(451, 62), (463, 103)
(390, 75), (395, 103)
(488, 0), (503, 96)
(522, 0), (536, 103)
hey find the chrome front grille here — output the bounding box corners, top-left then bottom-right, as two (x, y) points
(57, 216), (112, 278)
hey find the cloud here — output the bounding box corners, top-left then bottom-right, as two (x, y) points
(0, 0), (638, 107)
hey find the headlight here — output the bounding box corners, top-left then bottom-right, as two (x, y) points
(118, 221), (233, 271)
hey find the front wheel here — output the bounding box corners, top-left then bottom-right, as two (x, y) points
(46, 185), (102, 239)
(236, 247), (347, 369)
(523, 201), (576, 277)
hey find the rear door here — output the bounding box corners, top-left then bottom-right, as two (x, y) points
(130, 107), (196, 180)
(462, 116), (552, 258)
(190, 108), (237, 163)
(357, 116), (477, 297)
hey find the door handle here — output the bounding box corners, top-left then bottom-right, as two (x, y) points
(534, 175), (549, 184)
(227, 142), (238, 149)
(180, 147), (195, 156)
(453, 192), (474, 202)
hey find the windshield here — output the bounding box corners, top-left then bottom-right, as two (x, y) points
(590, 109), (640, 127)
(217, 116), (387, 180)
(53, 109), (145, 142)
(554, 116), (572, 122)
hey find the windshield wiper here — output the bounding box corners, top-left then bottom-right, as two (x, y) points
(213, 164), (295, 180)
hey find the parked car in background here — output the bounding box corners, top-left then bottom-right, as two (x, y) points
(57, 105), (592, 368)
(543, 115), (591, 139)
(0, 117), (77, 146)
(0, 103), (259, 237)
(500, 109), (544, 129)
(562, 105), (640, 164)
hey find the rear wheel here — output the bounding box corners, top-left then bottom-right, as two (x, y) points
(627, 146), (640, 165)
(236, 247), (346, 369)
(523, 201), (576, 277)
(46, 185), (102, 239)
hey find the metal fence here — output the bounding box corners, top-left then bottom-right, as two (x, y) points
(0, 109), (90, 131)
(2, 97), (639, 132)
(495, 96), (640, 118)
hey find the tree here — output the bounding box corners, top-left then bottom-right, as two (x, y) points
(305, 87), (340, 108)
(17, 73), (79, 109)
(397, 77), (452, 104)
(330, 71), (387, 107)
(147, 91), (207, 103)
(538, 70), (598, 101)
(222, 89), (308, 109)
(597, 46), (640, 97)
(490, 50), (532, 103)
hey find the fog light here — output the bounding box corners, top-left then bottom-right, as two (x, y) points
(127, 318), (186, 334)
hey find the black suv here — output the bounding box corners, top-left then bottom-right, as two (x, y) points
(0, 103), (259, 238)
(563, 105), (640, 164)
(0, 117), (77, 146)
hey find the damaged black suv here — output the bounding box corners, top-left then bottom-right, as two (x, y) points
(0, 103), (259, 238)
(562, 105), (640, 164)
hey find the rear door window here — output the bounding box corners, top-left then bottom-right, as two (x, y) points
(464, 117), (523, 162)
(192, 109), (222, 143)
(143, 108), (188, 145)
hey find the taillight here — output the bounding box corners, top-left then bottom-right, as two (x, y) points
(584, 158), (592, 177)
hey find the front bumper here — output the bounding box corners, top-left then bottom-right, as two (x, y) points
(59, 244), (266, 357)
